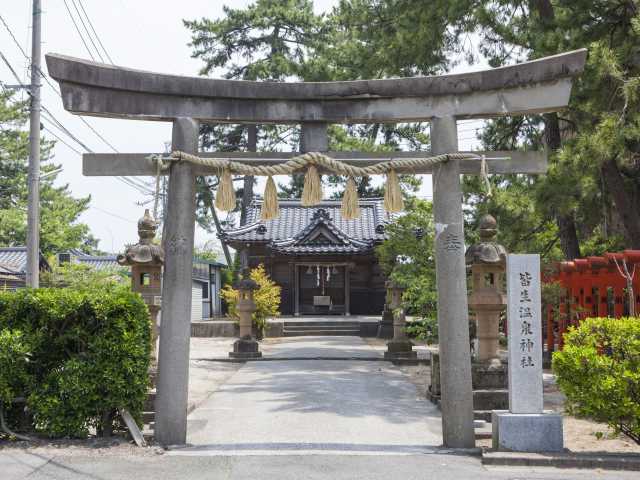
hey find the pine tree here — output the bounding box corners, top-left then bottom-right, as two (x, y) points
(0, 91), (94, 255)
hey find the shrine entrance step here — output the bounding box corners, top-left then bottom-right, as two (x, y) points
(282, 318), (378, 337)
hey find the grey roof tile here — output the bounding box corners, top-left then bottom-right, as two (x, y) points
(221, 198), (390, 255)
(0, 247), (50, 273)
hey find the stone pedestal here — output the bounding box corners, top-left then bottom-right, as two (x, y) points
(492, 411), (564, 452)
(472, 362), (508, 420)
(229, 336), (262, 359)
(377, 305), (394, 339)
(384, 339), (417, 360)
(429, 354), (508, 419)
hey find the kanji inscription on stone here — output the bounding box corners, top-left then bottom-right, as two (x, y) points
(507, 254), (543, 414)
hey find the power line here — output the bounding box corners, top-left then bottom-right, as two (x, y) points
(41, 125), (82, 155)
(0, 17), (153, 195)
(75, 0), (114, 64)
(70, 0), (104, 62)
(0, 49), (26, 88)
(90, 205), (137, 224)
(62, 0), (95, 61)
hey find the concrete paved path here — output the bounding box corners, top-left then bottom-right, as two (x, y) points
(5, 451), (640, 480)
(178, 336), (442, 455)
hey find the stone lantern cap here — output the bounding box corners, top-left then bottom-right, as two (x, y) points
(117, 209), (164, 266)
(465, 214), (507, 266)
(236, 269), (259, 291)
(385, 278), (404, 291)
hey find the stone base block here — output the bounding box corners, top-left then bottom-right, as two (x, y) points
(377, 310), (394, 338)
(229, 338), (262, 359)
(474, 389), (508, 411)
(472, 361), (508, 390)
(492, 411), (563, 452)
(384, 339), (417, 360)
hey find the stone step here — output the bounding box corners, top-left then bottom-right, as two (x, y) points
(283, 322), (361, 328)
(142, 422), (154, 440)
(142, 411), (155, 424)
(283, 329), (361, 337)
(474, 410), (493, 422)
(284, 323), (361, 329)
(144, 390), (156, 411)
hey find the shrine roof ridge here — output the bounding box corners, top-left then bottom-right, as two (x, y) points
(46, 50), (586, 101)
(220, 198), (388, 252)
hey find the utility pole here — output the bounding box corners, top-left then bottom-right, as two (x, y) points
(26, 0), (42, 288)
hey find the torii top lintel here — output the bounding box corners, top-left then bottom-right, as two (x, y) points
(45, 50), (586, 124)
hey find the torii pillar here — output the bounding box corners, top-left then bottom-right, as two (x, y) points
(431, 116), (475, 447)
(154, 118), (198, 445)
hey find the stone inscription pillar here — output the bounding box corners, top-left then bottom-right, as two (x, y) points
(431, 116), (475, 448)
(155, 118), (198, 446)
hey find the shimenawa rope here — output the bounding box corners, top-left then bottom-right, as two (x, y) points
(154, 150), (489, 219)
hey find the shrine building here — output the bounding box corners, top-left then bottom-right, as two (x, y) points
(221, 198), (389, 316)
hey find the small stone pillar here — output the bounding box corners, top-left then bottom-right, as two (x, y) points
(377, 286), (394, 338)
(465, 214), (508, 417)
(117, 209), (164, 374)
(384, 280), (417, 360)
(229, 269), (262, 359)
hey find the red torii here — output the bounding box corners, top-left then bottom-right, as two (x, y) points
(546, 250), (640, 351)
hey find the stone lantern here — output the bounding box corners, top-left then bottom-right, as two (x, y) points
(229, 269), (262, 359)
(384, 279), (417, 360)
(465, 214), (507, 365)
(117, 209), (164, 367)
(463, 214), (509, 417)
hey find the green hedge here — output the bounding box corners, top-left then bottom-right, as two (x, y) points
(0, 285), (151, 438)
(552, 317), (640, 444)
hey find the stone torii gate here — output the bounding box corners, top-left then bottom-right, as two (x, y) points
(46, 49), (586, 448)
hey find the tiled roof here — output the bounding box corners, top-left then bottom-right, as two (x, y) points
(0, 247), (50, 274)
(76, 255), (121, 271)
(221, 198), (390, 255)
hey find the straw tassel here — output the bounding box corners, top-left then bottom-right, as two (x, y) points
(341, 176), (361, 220)
(260, 176), (280, 220)
(384, 169), (404, 213)
(214, 168), (236, 211)
(301, 164), (323, 206)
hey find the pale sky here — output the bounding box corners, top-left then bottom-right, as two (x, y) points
(0, 1), (482, 253)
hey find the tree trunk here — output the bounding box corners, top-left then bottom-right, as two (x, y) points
(544, 112), (581, 259)
(557, 214), (581, 259)
(240, 125), (258, 226)
(203, 190), (233, 267)
(601, 157), (640, 248)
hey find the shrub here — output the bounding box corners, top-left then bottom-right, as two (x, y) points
(221, 264), (281, 337)
(405, 317), (438, 345)
(41, 262), (127, 290)
(0, 329), (30, 406)
(552, 317), (640, 444)
(0, 285), (150, 438)
(376, 199), (437, 323)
